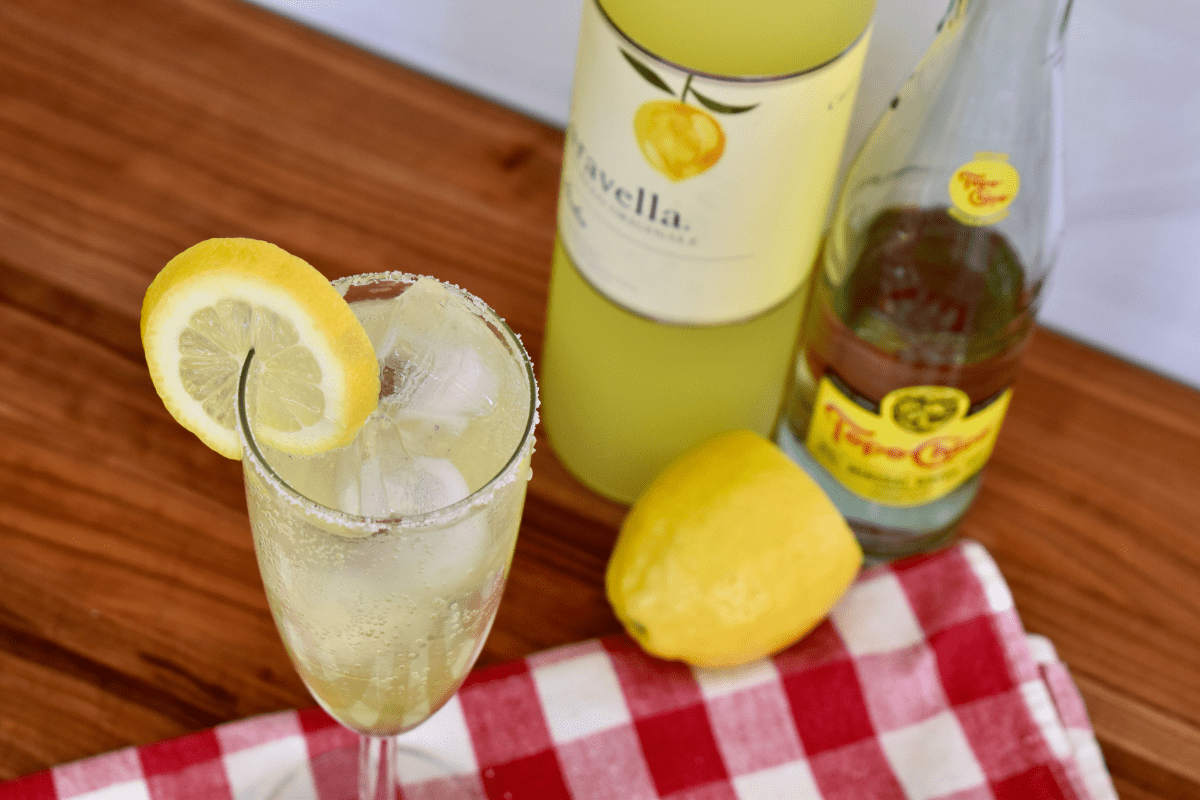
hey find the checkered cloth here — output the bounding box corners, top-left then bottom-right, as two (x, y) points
(1, 541), (1116, 800)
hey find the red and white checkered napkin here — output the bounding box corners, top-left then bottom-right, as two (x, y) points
(1, 541), (1116, 800)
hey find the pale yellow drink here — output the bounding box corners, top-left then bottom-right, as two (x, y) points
(240, 274), (537, 737)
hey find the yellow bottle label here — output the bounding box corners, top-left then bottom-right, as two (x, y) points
(558, 0), (871, 325)
(947, 151), (1020, 226)
(805, 378), (1012, 507)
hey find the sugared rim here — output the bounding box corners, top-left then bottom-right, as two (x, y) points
(237, 271), (539, 535)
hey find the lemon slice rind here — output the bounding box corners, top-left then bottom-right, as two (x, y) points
(141, 239), (380, 460)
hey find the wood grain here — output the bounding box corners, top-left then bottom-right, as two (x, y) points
(0, 0), (1197, 795)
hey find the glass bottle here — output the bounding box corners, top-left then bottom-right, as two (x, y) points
(776, 0), (1073, 560)
(540, 0), (876, 504)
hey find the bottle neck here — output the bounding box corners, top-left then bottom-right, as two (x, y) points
(946, 0), (1073, 59)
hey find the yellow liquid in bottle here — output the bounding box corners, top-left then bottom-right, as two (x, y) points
(602, 0), (874, 77)
(541, 0), (876, 504)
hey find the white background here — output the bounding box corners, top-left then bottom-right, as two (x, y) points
(250, 0), (1200, 389)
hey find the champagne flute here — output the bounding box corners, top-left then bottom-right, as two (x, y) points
(236, 273), (537, 799)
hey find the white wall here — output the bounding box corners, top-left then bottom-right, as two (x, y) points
(253, 0), (1200, 388)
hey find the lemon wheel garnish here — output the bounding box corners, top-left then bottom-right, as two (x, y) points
(606, 430), (862, 668)
(141, 238), (380, 459)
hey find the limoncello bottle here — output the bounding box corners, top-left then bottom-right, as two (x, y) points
(541, 0), (877, 503)
(777, 0), (1074, 560)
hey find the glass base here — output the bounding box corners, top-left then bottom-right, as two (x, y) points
(261, 743), (485, 800)
(775, 424), (971, 563)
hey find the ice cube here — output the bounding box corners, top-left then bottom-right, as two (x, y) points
(347, 297), (402, 355)
(361, 279), (503, 433)
(334, 443), (493, 590)
(337, 420), (473, 517)
(384, 343), (499, 429)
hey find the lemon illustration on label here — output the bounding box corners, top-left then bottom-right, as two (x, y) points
(634, 100), (724, 182)
(622, 50), (756, 182)
(948, 151), (1020, 225)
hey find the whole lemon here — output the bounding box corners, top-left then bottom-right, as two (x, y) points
(606, 430), (862, 668)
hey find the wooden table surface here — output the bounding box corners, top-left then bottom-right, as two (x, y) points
(1, 0), (1197, 796)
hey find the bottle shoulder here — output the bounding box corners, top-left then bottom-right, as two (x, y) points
(597, 0), (875, 78)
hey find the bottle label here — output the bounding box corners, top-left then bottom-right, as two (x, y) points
(948, 152), (1021, 226)
(805, 377), (1012, 507)
(558, 0), (871, 325)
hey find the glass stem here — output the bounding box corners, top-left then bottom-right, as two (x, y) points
(358, 735), (397, 800)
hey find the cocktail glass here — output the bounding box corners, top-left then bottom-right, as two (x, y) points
(236, 272), (537, 799)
